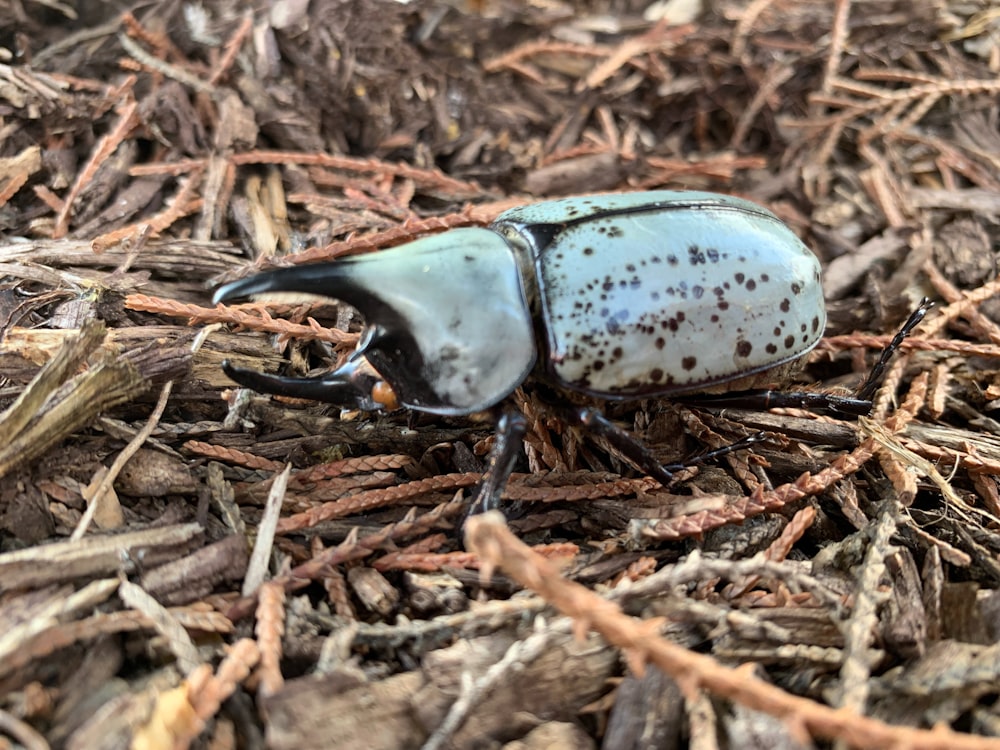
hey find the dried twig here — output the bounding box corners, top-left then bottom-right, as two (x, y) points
(255, 581), (286, 699)
(465, 512), (1000, 750)
(53, 98), (139, 238)
(244, 464), (291, 595)
(125, 294), (358, 346)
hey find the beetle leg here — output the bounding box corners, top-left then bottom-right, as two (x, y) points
(684, 390), (872, 416)
(568, 408), (768, 484)
(566, 407), (677, 485)
(468, 411), (527, 516)
(853, 297), (932, 402)
(675, 431), (769, 466)
(686, 298), (933, 416)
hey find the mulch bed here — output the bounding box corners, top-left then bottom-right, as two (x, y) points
(2, 1), (1000, 747)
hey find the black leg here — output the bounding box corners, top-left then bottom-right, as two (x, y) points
(686, 297), (933, 417)
(468, 411), (527, 515)
(562, 407), (763, 485)
(854, 297), (932, 402)
(565, 407), (676, 484)
(683, 389), (872, 416)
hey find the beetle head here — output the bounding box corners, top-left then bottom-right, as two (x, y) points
(213, 229), (537, 416)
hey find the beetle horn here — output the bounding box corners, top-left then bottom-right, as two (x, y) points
(220, 356), (384, 410)
(213, 261), (382, 312)
(212, 229), (537, 416)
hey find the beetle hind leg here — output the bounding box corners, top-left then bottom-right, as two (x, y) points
(853, 297), (932, 402)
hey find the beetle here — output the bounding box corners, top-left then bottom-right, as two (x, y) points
(213, 191), (917, 513)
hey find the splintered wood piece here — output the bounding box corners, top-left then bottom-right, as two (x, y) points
(263, 631), (616, 750)
(603, 667), (684, 750)
(139, 534), (249, 606)
(346, 566), (399, 617)
(0, 523), (204, 592)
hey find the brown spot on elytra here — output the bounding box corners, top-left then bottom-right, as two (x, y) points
(682, 356), (697, 371)
(766, 343), (778, 354)
(735, 340), (753, 358)
(812, 316), (820, 332)
(655, 337), (665, 349)
(650, 367), (664, 382)
(780, 298), (791, 313)
(784, 335), (795, 349)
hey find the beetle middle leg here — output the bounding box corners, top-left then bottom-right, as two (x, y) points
(561, 407), (766, 485)
(467, 402), (747, 519)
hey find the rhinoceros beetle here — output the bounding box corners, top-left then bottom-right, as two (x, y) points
(213, 191), (927, 514)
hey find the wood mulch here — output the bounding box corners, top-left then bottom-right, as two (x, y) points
(2, 1), (1000, 748)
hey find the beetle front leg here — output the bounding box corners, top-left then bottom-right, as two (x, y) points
(468, 411), (528, 516)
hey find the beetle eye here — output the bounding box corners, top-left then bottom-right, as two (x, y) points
(371, 381), (399, 411)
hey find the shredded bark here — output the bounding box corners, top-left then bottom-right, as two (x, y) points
(3, 1), (1000, 747)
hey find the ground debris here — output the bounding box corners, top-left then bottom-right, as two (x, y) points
(2, 0), (1000, 747)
